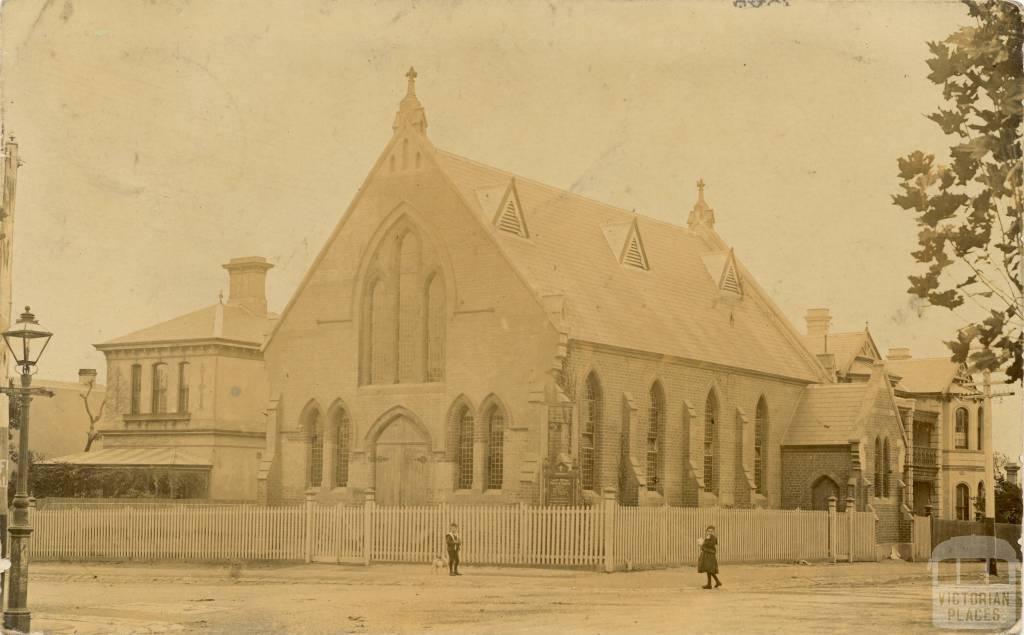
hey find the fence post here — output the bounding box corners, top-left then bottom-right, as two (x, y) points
(517, 502), (526, 565)
(304, 492), (314, 564)
(846, 495), (855, 563)
(827, 496), (837, 563)
(363, 488), (375, 566)
(602, 487), (616, 573)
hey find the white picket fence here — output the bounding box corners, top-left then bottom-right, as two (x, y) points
(29, 496), (877, 570)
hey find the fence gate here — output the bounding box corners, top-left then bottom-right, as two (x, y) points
(912, 515), (931, 561)
(309, 504), (364, 563)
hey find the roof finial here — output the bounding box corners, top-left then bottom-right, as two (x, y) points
(405, 66), (418, 97)
(393, 66), (428, 134)
(687, 178), (715, 230)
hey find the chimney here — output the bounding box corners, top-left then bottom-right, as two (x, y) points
(805, 308), (832, 338)
(78, 368), (98, 386)
(887, 347), (912, 361)
(222, 257), (273, 316)
(1006, 463), (1020, 487)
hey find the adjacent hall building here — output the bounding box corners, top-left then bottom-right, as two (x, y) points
(255, 68), (912, 540)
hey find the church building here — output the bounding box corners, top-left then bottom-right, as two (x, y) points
(255, 67), (908, 533)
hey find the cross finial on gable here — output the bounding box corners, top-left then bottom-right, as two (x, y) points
(393, 66), (428, 134)
(405, 67), (418, 96)
(687, 177), (715, 230)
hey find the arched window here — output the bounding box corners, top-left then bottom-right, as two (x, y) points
(425, 273), (445, 382)
(402, 138), (409, 170)
(361, 222), (445, 386)
(486, 406), (504, 491)
(703, 391), (718, 494)
(177, 362), (190, 413)
(368, 280), (394, 385)
(646, 382), (664, 491)
(130, 364), (142, 415)
(976, 480), (986, 518)
(874, 437), (882, 497)
(977, 407), (984, 451)
(397, 233), (421, 382)
(882, 438), (891, 497)
(954, 408), (969, 449)
(582, 373), (602, 491)
(151, 363), (168, 414)
(335, 408), (351, 487)
(457, 407), (474, 490)
(754, 398), (768, 494)
(955, 483), (970, 520)
(309, 413), (324, 489)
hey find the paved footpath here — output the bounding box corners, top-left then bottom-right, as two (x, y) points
(19, 559), (1022, 634)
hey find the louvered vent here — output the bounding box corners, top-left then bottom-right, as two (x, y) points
(623, 235), (648, 269)
(721, 263), (741, 295)
(497, 198), (525, 236)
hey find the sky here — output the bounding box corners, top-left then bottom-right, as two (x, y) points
(1, 0), (1020, 457)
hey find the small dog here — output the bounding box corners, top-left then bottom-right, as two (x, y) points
(430, 555), (447, 573)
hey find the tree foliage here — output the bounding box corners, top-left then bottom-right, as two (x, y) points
(893, 0), (1023, 382)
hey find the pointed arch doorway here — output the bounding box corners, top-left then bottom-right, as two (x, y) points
(373, 415), (431, 506)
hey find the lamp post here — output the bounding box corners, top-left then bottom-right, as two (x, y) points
(0, 307), (53, 633)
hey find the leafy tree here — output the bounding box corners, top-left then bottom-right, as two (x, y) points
(893, 0), (1023, 383)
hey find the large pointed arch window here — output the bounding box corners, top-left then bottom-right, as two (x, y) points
(703, 391), (718, 494)
(646, 382), (664, 491)
(361, 221), (446, 385)
(425, 273), (445, 382)
(582, 373), (602, 491)
(754, 397), (768, 494)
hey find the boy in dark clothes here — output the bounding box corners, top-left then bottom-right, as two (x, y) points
(698, 525), (721, 589)
(445, 523), (462, 576)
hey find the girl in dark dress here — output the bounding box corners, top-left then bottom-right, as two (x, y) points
(697, 525), (721, 589)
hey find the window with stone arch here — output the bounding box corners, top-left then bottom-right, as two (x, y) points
(360, 219), (446, 385)
(977, 406), (984, 451)
(703, 391), (718, 494)
(874, 436), (882, 496)
(954, 407), (969, 449)
(334, 407), (351, 488)
(456, 406), (474, 490)
(581, 373), (602, 491)
(308, 411), (324, 489)
(646, 382), (665, 492)
(485, 404), (505, 491)
(151, 363), (168, 414)
(754, 397), (768, 494)
(955, 483), (970, 520)
(882, 438), (891, 497)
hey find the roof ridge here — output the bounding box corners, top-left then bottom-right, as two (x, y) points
(435, 148), (702, 238)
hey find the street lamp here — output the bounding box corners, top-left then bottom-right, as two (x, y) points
(0, 307), (53, 633)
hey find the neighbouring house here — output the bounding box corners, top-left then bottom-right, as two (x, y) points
(27, 370), (107, 460)
(885, 349), (994, 522)
(799, 308), (996, 525)
(43, 258), (277, 501)
(255, 68), (909, 533)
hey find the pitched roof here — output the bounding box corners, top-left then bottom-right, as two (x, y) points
(801, 331), (877, 378)
(97, 303), (274, 349)
(884, 357), (976, 395)
(39, 447), (211, 467)
(435, 150), (827, 382)
(783, 383), (871, 445)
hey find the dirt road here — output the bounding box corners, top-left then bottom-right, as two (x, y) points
(24, 559), (1020, 634)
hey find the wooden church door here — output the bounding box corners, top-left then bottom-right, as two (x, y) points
(374, 416), (431, 506)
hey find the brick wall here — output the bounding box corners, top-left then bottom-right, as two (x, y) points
(781, 445), (850, 510)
